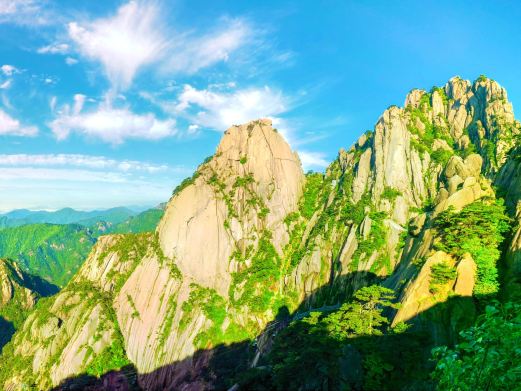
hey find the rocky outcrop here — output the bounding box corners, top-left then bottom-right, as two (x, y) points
(158, 119), (303, 297)
(0, 259), (38, 311)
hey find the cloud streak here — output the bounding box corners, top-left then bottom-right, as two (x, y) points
(162, 19), (251, 74)
(0, 154), (173, 173)
(0, 109), (38, 136)
(0, 0), (51, 25)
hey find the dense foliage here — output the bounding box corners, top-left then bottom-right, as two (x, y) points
(238, 286), (433, 390)
(0, 223), (96, 287)
(108, 208), (163, 234)
(432, 302), (521, 390)
(434, 200), (511, 297)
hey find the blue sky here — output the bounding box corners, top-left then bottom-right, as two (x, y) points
(1, 0), (521, 211)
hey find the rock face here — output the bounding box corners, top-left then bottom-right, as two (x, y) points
(0, 259), (38, 311)
(0, 119), (305, 390)
(2, 76), (521, 390)
(158, 119), (303, 296)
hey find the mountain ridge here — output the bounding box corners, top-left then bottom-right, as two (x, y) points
(0, 207), (138, 228)
(1, 75), (520, 390)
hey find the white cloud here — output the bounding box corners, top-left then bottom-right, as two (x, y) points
(0, 0), (49, 25)
(66, 2), (252, 92)
(68, 0), (167, 91)
(0, 0), (37, 15)
(0, 109), (38, 136)
(187, 124), (200, 134)
(0, 152), (191, 211)
(175, 84), (287, 131)
(0, 79), (11, 89)
(0, 167), (127, 183)
(163, 19), (251, 74)
(73, 93), (85, 114)
(0, 153), (170, 173)
(49, 96), (57, 111)
(1, 64), (19, 76)
(49, 104), (176, 144)
(37, 42), (69, 54)
(298, 151), (329, 171)
(65, 57), (78, 65)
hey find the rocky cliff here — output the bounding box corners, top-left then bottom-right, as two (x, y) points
(0, 259), (40, 323)
(1, 76), (520, 390)
(0, 258), (58, 351)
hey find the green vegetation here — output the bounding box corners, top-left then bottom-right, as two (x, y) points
(434, 200), (510, 297)
(127, 294), (140, 319)
(430, 86), (449, 105)
(429, 261), (457, 294)
(179, 284), (249, 349)
(351, 211), (388, 273)
(172, 172), (200, 197)
(381, 186), (402, 201)
(0, 223), (96, 287)
(300, 172), (324, 219)
(102, 233), (152, 293)
(231, 231), (281, 314)
(323, 286), (398, 338)
(405, 96), (455, 160)
(109, 208), (164, 234)
(431, 148), (453, 165)
(0, 207), (135, 228)
(238, 286), (433, 390)
(0, 291), (31, 331)
(85, 337), (130, 377)
(0, 279), (132, 387)
(432, 301), (521, 390)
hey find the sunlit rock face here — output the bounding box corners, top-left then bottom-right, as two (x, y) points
(158, 118), (304, 297)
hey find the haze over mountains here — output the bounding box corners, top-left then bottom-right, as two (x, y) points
(0, 207), (148, 228)
(0, 75), (519, 390)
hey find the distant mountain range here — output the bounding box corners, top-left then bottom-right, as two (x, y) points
(0, 204), (166, 287)
(0, 207), (142, 228)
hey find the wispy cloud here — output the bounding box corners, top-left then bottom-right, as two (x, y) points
(0, 154), (172, 173)
(0, 153), (191, 210)
(61, 1), (253, 94)
(37, 42), (69, 54)
(68, 1), (167, 92)
(0, 109), (38, 136)
(49, 97), (177, 143)
(1, 64), (20, 76)
(65, 57), (78, 65)
(174, 84), (287, 131)
(0, 167), (128, 182)
(0, 79), (11, 89)
(298, 150), (329, 171)
(161, 19), (252, 75)
(0, 0), (50, 25)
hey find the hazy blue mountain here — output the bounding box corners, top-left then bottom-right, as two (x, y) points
(0, 207), (137, 228)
